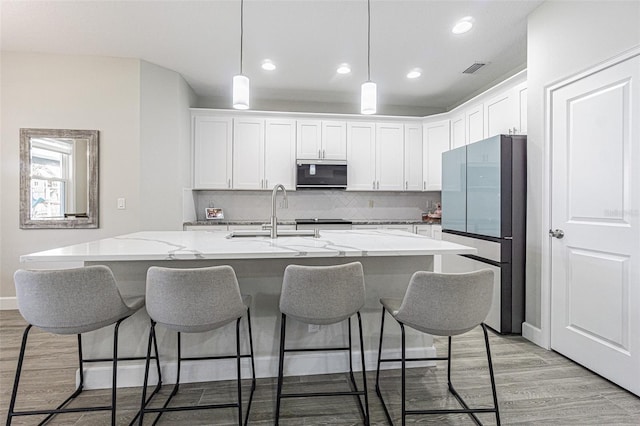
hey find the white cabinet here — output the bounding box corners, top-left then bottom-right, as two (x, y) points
(404, 124), (423, 191)
(466, 103), (485, 144)
(264, 119), (296, 189)
(296, 120), (346, 160)
(353, 224), (413, 232)
(414, 224), (442, 271)
(347, 122), (376, 190)
(233, 117), (264, 189)
(376, 123), (405, 191)
(515, 81), (527, 134)
(233, 118), (296, 190)
(193, 116), (233, 189)
(484, 81), (528, 137)
(422, 120), (450, 191)
(451, 113), (466, 148)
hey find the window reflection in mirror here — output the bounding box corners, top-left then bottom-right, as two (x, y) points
(20, 129), (98, 229)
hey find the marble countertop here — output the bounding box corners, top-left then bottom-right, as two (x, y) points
(21, 229), (472, 262)
(184, 219), (441, 226)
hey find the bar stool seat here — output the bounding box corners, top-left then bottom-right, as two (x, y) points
(275, 261), (370, 425)
(7, 265), (160, 426)
(375, 269), (500, 425)
(139, 265), (256, 426)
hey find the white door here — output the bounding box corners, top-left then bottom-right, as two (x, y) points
(321, 121), (347, 160)
(347, 122), (376, 190)
(265, 119), (296, 190)
(296, 120), (321, 159)
(193, 115), (232, 189)
(423, 119), (450, 191)
(404, 123), (423, 191)
(233, 118), (264, 189)
(376, 122), (404, 191)
(550, 54), (640, 396)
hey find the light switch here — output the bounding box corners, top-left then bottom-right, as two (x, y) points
(117, 198), (126, 209)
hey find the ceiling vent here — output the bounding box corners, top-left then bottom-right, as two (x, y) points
(462, 62), (486, 74)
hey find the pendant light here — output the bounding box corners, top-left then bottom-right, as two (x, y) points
(361, 0), (376, 115)
(233, 0), (249, 110)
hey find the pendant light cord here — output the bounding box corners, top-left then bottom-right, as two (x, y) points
(367, 0), (371, 82)
(240, 0), (244, 74)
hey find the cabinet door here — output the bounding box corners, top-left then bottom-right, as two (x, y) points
(485, 91), (516, 138)
(414, 224), (433, 236)
(376, 122), (404, 191)
(296, 120), (321, 159)
(233, 118), (264, 189)
(322, 121), (347, 160)
(347, 122), (376, 190)
(451, 113), (466, 148)
(515, 82), (527, 134)
(466, 103), (485, 144)
(265, 119), (296, 190)
(404, 123), (423, 191)
(193, 116), (232, 189)
(423, 119), (450, 191)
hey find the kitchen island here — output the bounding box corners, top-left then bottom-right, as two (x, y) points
(21, 229), (475, 389)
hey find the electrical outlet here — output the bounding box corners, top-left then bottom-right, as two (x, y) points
(308, 324), (320, 333)
(117, 198), (126, 209)
(369, 200), (374, 208)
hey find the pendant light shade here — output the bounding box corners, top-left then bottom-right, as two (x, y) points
(361, 0), (376, 115)
(233, 0), (249, 110)
(233, 74), (250, 110)
(361, 81), (377, 115)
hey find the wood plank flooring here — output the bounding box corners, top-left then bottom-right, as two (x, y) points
(1, 309), (639, 425)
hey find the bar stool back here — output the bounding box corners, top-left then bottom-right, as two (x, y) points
(276, 261), (369, 425)
(375, 269), (500, 425)
(139, 265), (256, 426)
(7, 265), (159, 426)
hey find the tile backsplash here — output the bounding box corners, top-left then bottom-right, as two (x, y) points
(193, 190), (440, 222)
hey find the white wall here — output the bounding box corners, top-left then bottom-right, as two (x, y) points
(525, 1), (640, 342)
(0, 53), (195, 301)
(140, 61), (196, 230)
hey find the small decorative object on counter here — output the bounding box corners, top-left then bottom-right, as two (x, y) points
(422, 202), (442, 223)
(205, 208), (224, 220)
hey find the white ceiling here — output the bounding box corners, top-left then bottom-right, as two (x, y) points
(1, 0), (544, 115)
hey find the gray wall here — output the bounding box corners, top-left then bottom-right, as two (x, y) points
(525, 1), (640, 333)
(0, 53), (194, 301)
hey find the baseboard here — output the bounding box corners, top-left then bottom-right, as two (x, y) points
(80, 346), (437, 390)
(0, 297), (18, 310)
(522, 322), (546, 349)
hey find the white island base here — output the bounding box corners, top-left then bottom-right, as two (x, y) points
(21, 230), (476, 389)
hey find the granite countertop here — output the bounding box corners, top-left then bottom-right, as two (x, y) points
(21, 229), (471, 263)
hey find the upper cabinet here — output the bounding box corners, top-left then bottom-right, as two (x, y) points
(423, 119), (450, 191)
(296, 120), (346, 160)
(451, 113), (466, 149)
(346, 122), (376, 190)
(466, 103), (485, 144)
(193, 115), (232, 189)
(228, 117), (296, 190)
(376, 122), (405, 191)
(404, 123), (423, 191)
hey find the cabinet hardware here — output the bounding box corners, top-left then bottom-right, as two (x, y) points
(265, 179), (268, 188)
(372, 181), (376, 190)
(318, 149), (322, 159)
(322, 149), (326, 159)
(228, 179), (231, 189)
(261, 179), (264, 189)
(423, 181), (426, 190)
(377, 181), (380, 190)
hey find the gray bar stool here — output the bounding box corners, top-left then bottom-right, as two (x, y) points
(375, 269), (500, 425)
(139, 265), (256, 426)
(7, 265), (161, 426)
(275, 261), (370, 425)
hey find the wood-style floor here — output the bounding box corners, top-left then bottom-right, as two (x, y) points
(1, 309), (639, 425)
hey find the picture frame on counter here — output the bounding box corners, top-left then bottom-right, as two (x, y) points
(205, 208), (224, 220)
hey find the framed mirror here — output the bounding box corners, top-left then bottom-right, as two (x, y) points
(20, 128), (99, 229)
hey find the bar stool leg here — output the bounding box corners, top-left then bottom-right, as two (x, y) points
(400, 323), (406, 426)
(6, 325), (32, 425)
(483, 323), (501, 425)
(236, 318), (242, 426)
(275, 314), (287, 425)
(356, 312), (370, 425)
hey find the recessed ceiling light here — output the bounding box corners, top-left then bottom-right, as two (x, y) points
(452, 16), (474, 34)
(336, 64), (351, 74)
(407, 68), (422, 79)
(261, 59), (276, 71)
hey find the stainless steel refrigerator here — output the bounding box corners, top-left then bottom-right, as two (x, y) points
(441, 134), (526, 334)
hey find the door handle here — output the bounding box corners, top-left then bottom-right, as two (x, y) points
(549, 229), (564, 239)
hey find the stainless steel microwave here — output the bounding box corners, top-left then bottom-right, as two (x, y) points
(296, 160), (347, 189)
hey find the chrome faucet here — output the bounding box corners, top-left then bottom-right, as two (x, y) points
(269, 184), (288, 238)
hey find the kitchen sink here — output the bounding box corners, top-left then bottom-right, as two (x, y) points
(227, 229), (317, 238)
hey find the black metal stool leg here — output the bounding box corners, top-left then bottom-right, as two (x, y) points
(236, 318), (243, 426)
(139, 320), (156, 425)
(482, 323), (501, 425)
(357, 312), (370, 425)
(6, 325), (32, 426)
(400, 323), (406, 426)
(275, 314), (287, 426)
